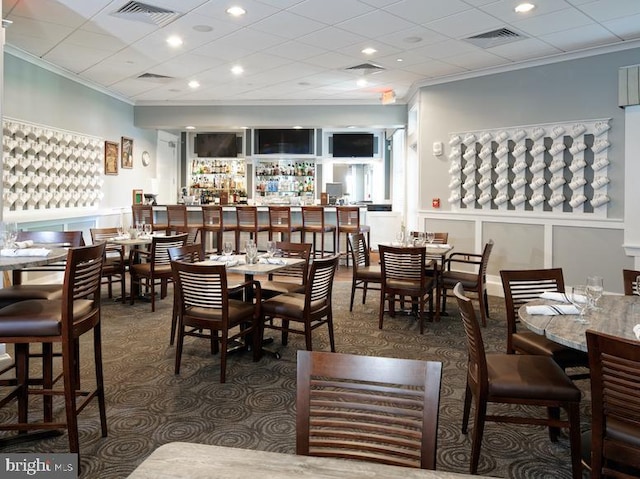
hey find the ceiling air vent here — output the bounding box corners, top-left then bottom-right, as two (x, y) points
(464, 28), (526, 49)
(111, 1), (182, 27)
(345, 63), (385, 74)
(137, 73), (174, 83)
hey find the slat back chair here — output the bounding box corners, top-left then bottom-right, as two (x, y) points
(0, 243), (107, 459)
(500, 268), (589, 379)
(90, 227), (126, 302)
(379, 244), (434, 334)
(296, 350), (442, 470)
(623, 269), (640, 296)
(260, 242), (312, 298)
(268, 206), (302, 242)
(585, 330), (640, 478)
(348, 233), (381, 311)
(171, 260), (261, 383)
(262, 255), (339, 352)
(129, 233), (188, 311)
(454, 283), (582, 479)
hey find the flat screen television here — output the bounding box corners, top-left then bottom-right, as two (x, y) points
(332, 133), (374, 158)
(195, 133), (238, 157)
(255, 129), (314, 155)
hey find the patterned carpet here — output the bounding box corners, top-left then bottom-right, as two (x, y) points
(0, 280), (591, 478)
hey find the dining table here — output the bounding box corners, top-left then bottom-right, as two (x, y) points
(127, 442), (494, 479)
(518, 294), (640, 352)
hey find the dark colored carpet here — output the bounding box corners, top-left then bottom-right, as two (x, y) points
(0, 281), (591, 478)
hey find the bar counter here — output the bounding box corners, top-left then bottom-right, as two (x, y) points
(127, 442), (492, 479)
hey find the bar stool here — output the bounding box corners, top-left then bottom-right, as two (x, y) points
(268, 206), (302, 242)
(301, 206), (336, 258)
(166, 205), (188, 235)
(235, 206), (270, 253)
(201, 205), (236, 254)
(337, 206), (370, 267)
(132, 204), (167, 233)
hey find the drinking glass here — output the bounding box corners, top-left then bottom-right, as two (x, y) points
(585, 276), (604, 310)
(3, 221), (17, 248)
(426, 232), (435, 244)
(136, 221), (144, 236)
(417, 231), (426, 246)
(395, 231), (405, 246)
(266, 240), (276, 257)
(143, 223), (152, 237)
(568, 285), (588, 324)
(246, 242), (258, 264)
(116, 223), (124, 236)
(223, 241), (234, 258)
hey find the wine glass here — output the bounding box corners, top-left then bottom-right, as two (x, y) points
(222, 241), (234, 258)
(586, 276), (604, 310)
(426, 232), (435, 244)
(568, 285), (588, 324)
(116, 223), (124, 237)
(417, 231), (426, 246)
(395, 231), (405, 246)
(245, 242), (258, 264)
(266, 240), (276, 258)
(3, 221), (17, 248)
(143, 223), (152, 237)
(136, 221), (144, 237)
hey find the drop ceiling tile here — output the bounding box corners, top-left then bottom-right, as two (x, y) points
(444, 49), (510, 70)
(269, 40), (328, 61)
(409, 39), (478, 60)
(298, 27), (369, 51)
(250, 11), (326, 39)
(43, 42), (114, 73)
(4, 17), (75, 54)
(335, 41), (402, 60)
(189, 0), (279, 25)
(488, 37), (564, 60)
(303, 51), (365, 70)
(383, 0), (472, 24)
(512, 7), (595, 36)
(8, 0), (93, 28)
(80, 10), (157, 44)
(289, 0), (375, 25)
(375, 26), (448, 50)
(64, 29), (128, 53)
(478, 0), (574, 23)
(234, 52), (293, 74)
(603, 14), (640, 40)
(335, 10), (418, 37)
(540, 24), (621, 50)
(402, 59), (466, 77)
(425, 9), (504, 39)
(577, 0), (640, 22)
(215, 27), (287, 53)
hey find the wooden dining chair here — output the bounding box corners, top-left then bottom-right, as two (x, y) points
(378, 244), (435, 334)
(454, 282), (582, 479)
(500, 268), (589, 379)
(348, 233), (381, 311)
(201, 205), (236, 254)
(235, 206), (270, 254)
(259, 242), (311, 299)
(0, 243), (107, 459)
(440, 239), (494, 327)
(585, 330), (640, 478)
(132, 204), (167, 233)
(90, 227), (126, 302)
(268, 206), (302, 243)
(301, 206), (336, 258)
(171, 260), (262, 383)
(166, 205), (189, 236)
(296, 350), (442, 469)
(622, 268), (640, 295)
(336, 206), (370, 267)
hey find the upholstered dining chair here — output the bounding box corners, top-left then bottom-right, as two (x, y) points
(129, 233), (189, 312)
(262, 255), (339, 352)
(440, 239), (494, 327)
(0, 243), (107, 458)
(585, 330), (640, 478)
(500, 268), (589, 379)
(167, 243), (205, 346)
(296, 350), (442, 469)
(622, 268), (640, 295)
(378, 244), (435, 334)
(90, 227), (126, 302)
(260, 242), (311, 298)
(336, 206), (370, 267)
(348, 233), (381, 311)
(454, 283), (582, 479)
(171, 260), (262, 383)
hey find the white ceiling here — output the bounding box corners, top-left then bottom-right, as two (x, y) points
(3, 0), (640, 105)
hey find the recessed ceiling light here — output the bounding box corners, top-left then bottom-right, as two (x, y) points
(231, 65), (244, 75)
(188, 80), (200, 89)
(226, 6), (246, 16)
(193, 25), (213, 32)
(185, 126), (196, 130)
(361, 47), (377, 55)
(166, 35), (183, 47)
(396, 58), (403, 62)
(356, 79), (368, 87)
(514, 3), (535, 13)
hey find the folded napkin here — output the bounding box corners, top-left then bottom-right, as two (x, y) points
(224, 259), (239, 267)
(113, 235), (130, 241)
(526, 304), (579, 315)
(539, 291), (587, 304)
(209, 255), (238, 263)
(634, 324), (640, 340)
(0, 248), (51, 257)
(427, 243), (451, 249)
(259, 258), (285, 265)
(13, 240), (34, 249)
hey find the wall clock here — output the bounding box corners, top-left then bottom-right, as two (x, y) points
(141, 151), (151, 167)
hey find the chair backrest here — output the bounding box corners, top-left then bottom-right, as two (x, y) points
(17, 230), (84, 247)
(150, 234), (189, 270)
(61, 243), (105, 337)
(269, 206), (293, 228)
(305, 255), (339, 308)
(586, 329), (640, 474)
(500, 268), (565, 349)
(302, 206), (325, 228)
(90, 227), (119, 243)
(132, 204), (154, 227)
(201, 205), (224, 229)
(622, 269), (640, 296)
(379, 244), (427, 288)
(168, 243), (205, 263)
(349, 233), (370, 269)
(271, 242), (311, 284)
(336, 206), (360, 229)
(479, 240), (494, 279)
(236, 206), (258, 228)
(453, 283), (488, 392)
(166, 205), (188, 232)
(296, 350), (442, 469)
(171, 261), (228, 315)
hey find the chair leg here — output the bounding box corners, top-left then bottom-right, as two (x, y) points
(567, 402), (583, 479)
(62, 336), (79, 454)
(220, 329), (228, 383)
(15, 344), (29, 426)
(362, 282), (368, 305)
(327, 312), (335, 352)
(461, 383), (472, 434)
(469, 394), (487, 475)
(477, 288), (488, 327)
(174, 321), (185, 374)
(169, 298), (179, 346)
(547, 406), (561, 442)
(42, 343), (53, 423)
(349, 278), (356, 312)
(93, 324), (108, 438)
(378, 290), (385, 330)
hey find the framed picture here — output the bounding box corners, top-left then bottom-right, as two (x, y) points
(121, 137), (133, 169)
(132, 189), (143, 205)
(104, 141), (119, 175)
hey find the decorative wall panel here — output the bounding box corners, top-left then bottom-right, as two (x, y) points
(447, 119), (611, 216)
(2, 118), (104, 212)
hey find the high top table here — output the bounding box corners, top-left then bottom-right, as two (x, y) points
(518, 294), (640, 352)
(127, 442), (493, 479)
